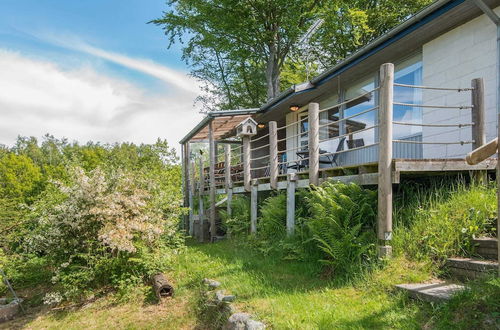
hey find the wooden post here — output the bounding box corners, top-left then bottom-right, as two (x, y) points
(377, 63), (394, 257)
(209, 121), (216, 242)
(269, 121), (279, 189)
(471, 78), (487, 183)
(243, 136), (251, 192)
(308, 102), (320, 186)
(227, 187), (233, 219)
(189, 161), (195, 236)
(225, 144), (232, 190)
(198, 156), (205, 242)
(497, 113), (500, 276)
(250, 179), (258, 234)
(182, 143), (190, 232)
(286, 173), (297, 236)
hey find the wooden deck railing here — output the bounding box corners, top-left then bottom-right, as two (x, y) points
(185, 62), (485, 250)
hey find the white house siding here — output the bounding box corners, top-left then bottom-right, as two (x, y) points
(422, 7), (499, 158)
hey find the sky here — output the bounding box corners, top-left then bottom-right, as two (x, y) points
(0, 0), (204, 151)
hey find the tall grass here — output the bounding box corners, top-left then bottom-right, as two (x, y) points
(392, 179), (496, 264)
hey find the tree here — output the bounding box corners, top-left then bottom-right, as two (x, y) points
(153, 0), (432, 111)
(152, 0), (323, 109)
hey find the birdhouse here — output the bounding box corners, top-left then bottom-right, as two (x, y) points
(236, 117), (258, 137)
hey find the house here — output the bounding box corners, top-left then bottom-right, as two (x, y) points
(179, 0), (500, 253)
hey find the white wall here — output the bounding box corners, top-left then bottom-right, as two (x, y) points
(422, 7), (499, 158)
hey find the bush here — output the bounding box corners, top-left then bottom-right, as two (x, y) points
(306, 181), (377, 278)
(22, 166), (184, 301)
(392, 181), (496, 263)
(220, 195), (250, 237)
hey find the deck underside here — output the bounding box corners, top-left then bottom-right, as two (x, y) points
(211, 158), (497, 194)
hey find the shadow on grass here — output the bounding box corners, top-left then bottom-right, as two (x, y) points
(186, 239), (344, 297)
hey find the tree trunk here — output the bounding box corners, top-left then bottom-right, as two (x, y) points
(266, 43), (281, 100)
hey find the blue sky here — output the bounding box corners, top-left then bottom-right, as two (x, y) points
(0, 0), (203, 148)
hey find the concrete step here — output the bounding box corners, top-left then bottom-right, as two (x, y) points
(472, 237), (498, 260)
(396, 282), (466, 303)
(445, 257), (498, 280)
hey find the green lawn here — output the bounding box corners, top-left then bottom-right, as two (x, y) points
(5, 238), (498, 329)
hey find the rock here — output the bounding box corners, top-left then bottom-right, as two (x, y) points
(216, 290), (236, 303)
(224, 313), (251, 330)
(0, 299), (22, 323)
(246, 319), (266, 330)
(224, 313), (265, 330)
(203, 278), (221, 289)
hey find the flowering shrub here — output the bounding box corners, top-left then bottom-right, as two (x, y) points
(26, 166), (184, 301)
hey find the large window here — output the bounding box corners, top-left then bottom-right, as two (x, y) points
(394, 55), (423, 139)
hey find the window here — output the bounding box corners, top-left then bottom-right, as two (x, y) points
(394, 55), (423, 139)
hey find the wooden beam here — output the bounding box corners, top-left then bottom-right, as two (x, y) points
(208, 121), (216, 242)
(308, 103), (320, 186)
(182, 143), (190, 232)
(471, 78), (487, 183)
(243, 136), (251, 192)
(189, 161), (195, 236)
(497, 113), (500, 276)
(250, 179), (258, 234)
(198, 156), (205, 242)
(378, 63), (394, 255)
(269, 121), (279, 189)
(286, 173), (297, 236)
(225, 144), (232, 191)
(395, 158), (497, 171)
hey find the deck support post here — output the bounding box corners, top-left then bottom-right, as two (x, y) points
(269, 121), (279, 189)
(308, 103), (320, 186)
(286, 173), (298, 236)
(250, 179), (258, 234)
(243, 136), (251, 192)
(471, 78), (487, 184)
(377, 63), (394, 258)
(189, 161), (195, 236)
(497, 113), (500, 275)
(198, 156), (205, 242)
(209, 121), (216, 242)
(182, 143), (190, 232)
(224, 144), (233, 227)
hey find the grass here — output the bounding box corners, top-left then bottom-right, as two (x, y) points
(3, 180), (499, 329)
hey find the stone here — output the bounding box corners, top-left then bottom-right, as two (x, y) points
(0, 299), (22, 323)
(396, 282), (465, 303)
(245, 319), (266, 330)
(224, 313), (251, 330)
(216, 290), (236, 303)
(224, 313), (266, 330)
(203, 278), (221, 289)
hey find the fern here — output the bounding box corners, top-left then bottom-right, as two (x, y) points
(306, 181), (377, 278)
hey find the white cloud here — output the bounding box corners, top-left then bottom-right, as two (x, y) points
(0, 49), (203, 149)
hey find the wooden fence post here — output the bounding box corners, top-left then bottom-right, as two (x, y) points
(497, 113), (500, 275)
(308, 102), (320, 186)
(225, 144), (232, 190)
(286, 173), (297, 236)
(377, 63), (394, 258)
(471, 78), (486, 183)
(243, 136), (251, 192)
(250, 179), (258, 234)
(209, 121), (216, 242)
(189, 161), (195, 236)
(269, 121), (279, 189)
(182, 143), (190, 232)
(198, 156), (205, 242)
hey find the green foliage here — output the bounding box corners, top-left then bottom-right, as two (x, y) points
(0, 153), (42, 200)
(220, 195), (250, 237)
(392, 180), (496, 263)
(306, 181), (377, 278)
(431, 276), (500, 329)
(0, 135), (186, 303)
(152, 0), (431, 110)
(258, 192), (288, 240)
